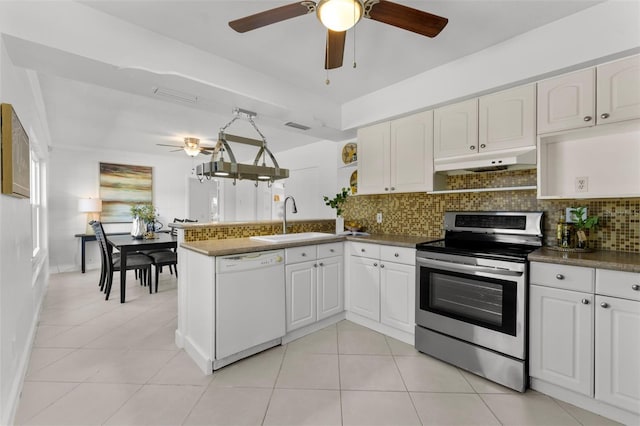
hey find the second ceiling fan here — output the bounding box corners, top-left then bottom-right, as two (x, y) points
(229, 0), (448, 70)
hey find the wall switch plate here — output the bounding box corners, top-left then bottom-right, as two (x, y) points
(376, 212), (383, 223)
(566, 207), (587, 223)
(575, 176), (589, 192)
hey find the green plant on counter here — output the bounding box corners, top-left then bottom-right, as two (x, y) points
(130, 203), (156, 223)
(323, 187), (350, 217)
(570, 206), (599, 248)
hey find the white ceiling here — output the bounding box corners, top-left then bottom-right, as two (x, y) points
(4, 0), (604, 157)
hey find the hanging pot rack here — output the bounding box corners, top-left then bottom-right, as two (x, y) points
(196, 108), (289, 185)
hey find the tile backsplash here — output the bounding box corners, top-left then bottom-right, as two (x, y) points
(343, 169), (640, 253)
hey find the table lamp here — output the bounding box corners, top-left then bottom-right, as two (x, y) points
(78, 198), (102, 235)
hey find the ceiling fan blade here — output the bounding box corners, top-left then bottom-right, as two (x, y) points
(366, 0), (448, 38)
(229, 2), (314, 33)
(156, 143), (184, 148)
(200, 150), (213, 155)
(169, 149), (183, 152)
(325, 30), (346, 70)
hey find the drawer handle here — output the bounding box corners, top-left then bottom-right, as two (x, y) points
(373, 262), (378, 267)
(581, 298), (590, 305)
(555, 274), (564, 280)
(632, 284), (640, 291)
(394, 253), (399, 257)
(600, 302), (609, 309)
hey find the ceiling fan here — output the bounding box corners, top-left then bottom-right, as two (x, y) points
(229, 0), (448, 70)
(157, 137), (215, 157)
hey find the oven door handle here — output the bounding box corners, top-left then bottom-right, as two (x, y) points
(417, 257), (524, 277)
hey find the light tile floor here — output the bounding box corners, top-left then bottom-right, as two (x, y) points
(14, 270), (621, 425)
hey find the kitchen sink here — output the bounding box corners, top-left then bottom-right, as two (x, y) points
(250, 232), (335, 243)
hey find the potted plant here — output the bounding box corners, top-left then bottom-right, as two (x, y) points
(323, 187), (350, 233)
(569, 207), (599, 249)
(130, 203), (157, 238)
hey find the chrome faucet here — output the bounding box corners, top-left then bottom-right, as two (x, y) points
(283, 196), (298, 234)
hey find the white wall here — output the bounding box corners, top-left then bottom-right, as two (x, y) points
(277, 140), (340, 220)
(48, 147), (193, 273)
(0, 36), (51, 425)
(343, 1), (640, 129)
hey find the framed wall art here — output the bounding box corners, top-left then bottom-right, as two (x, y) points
(99, 162), (153, 223)
(1, 103), (30, 198)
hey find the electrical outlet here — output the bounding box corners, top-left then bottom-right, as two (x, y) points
(575, 176), (589, 193)
(376, 212), (383, 223)
(566, 207), (587, 223)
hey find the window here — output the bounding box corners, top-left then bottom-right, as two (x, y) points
(30, 153), (44, 259)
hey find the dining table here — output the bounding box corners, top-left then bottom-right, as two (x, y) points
(107, 233), (178, 303)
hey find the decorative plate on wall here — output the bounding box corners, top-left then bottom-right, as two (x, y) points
(342, 142), (357, 165)
(350, 170), (358, 194)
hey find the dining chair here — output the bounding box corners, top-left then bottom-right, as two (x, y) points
(90, 221), (154, 300)
(148, 250), (178, 293)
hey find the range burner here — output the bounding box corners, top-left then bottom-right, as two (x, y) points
(416, 239), (539, 262)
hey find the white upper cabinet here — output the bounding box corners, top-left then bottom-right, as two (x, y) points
(434, 99), (478, 159)
(357, 110), (434, 195)
(479, 84), (536, 152)
(597, 55), (640, 125)
(538, 55), (640, 134)
(537, 68), (596, 134)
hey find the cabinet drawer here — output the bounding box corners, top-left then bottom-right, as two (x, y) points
(530, 262), (594, 293)
(286, 245), (317, 264)
(596, 269), (640, 301)
(380, 245), (415, 265)
(318, 242), (343, 258)
(349, 242), (380, 258)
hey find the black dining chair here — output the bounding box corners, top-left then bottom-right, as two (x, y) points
(90, 221), (154, 300)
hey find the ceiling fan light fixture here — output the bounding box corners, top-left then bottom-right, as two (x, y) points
(317, 0), (363, 32)
(183, 137), (201, 157)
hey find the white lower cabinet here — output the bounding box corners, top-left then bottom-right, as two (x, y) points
(530, 262), (640, 423)
(529, 285), (594, 396)
(348, 242), (415, 335)
(285, 243), (344, 332)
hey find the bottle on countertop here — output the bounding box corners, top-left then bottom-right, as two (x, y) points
(556, 210), (565, 247)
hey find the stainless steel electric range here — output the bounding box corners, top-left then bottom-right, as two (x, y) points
(415, 211), (544, 392)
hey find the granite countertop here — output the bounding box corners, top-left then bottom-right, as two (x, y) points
(529, 247), (640, 273)
(181, 233), (440, 257)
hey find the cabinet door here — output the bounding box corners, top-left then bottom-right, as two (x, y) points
(380, 261), (415, 334)
(597, 55), (640, 125)
(285, 261), (317, 332)
(390, 110), (434, 193)
(479, 84), (536, 152)
(529, 285), (594, 396)
(317, 256), (344, 320)
(537, 68), (595, 134)
(357, 121), (391, 195)
(434, 99), (478, 159)
(595, 295), (640, 413)
(349, 256), (380, 321)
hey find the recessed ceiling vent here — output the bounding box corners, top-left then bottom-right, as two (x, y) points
(284, 121), (311, 131)
(152, 86), (198, 104)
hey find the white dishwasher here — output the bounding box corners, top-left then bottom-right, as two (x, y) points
(215, 250), (285, 363)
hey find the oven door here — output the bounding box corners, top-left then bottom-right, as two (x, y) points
(415, 253), (526, 359)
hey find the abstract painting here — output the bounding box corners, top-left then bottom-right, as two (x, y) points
(99, 162), (152, 223)
(1, 103), (30, 198)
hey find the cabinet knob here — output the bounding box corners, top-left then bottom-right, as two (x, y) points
(384, 187), (389, 191)
(394, 253), (399, 257)
(330, 249), (335, 253)
(600, 113), (610, 119)
(301, 253), (307, 257)
(380, 264), (385, 268)
(583, 116), (592, 122)
(600, 302), (609, 309)
(373, 262), (378, 267)
(470, 146), (476, 150)
(632, 284), (640, 291)
(581, 298), (590, 305)
(314, 263), (318, 268)
(390, 187), (395, 191)
(319, 262), (324, 266)
(480, 144), (486, 148)
(361, 249), (365, 253)
(555, 274), (564, 280)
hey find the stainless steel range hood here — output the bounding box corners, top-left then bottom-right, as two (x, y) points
(434, 146), (537, 173)
(195, 109), (289, 183)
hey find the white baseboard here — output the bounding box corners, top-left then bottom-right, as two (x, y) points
(531, 378), (640, 425)
(282, 312), (346, 344)
(345, 312), (414, 345)
(183, 336), (213, 375)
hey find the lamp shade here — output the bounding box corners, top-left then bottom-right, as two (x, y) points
(78, 198), (102, 213)
(317, 0), (363, 32)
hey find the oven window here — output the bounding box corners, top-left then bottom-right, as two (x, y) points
(419, 268), (517, 336)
